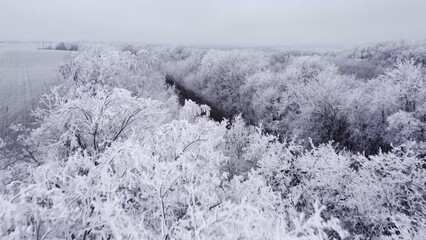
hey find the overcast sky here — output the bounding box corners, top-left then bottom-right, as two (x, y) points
(1, 0), (425, 47)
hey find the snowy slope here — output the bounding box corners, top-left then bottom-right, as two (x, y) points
(0, 48), (72, 135)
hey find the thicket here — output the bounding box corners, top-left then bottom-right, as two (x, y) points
(153, 42), (426, 156)
(0, 43), (425, 239)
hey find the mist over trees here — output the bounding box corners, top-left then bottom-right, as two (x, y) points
(1, 41), (426, 239)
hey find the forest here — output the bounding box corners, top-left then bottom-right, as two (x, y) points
(1, 41), (426, 239)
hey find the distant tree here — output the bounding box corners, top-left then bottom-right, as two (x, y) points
(121, 45), (140, 55)
(68, 43), (79, 51)
(55, 42), (67, 51)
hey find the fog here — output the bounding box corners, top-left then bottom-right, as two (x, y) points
(1, 0), (426, 47)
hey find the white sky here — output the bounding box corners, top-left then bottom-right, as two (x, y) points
(1, 0), (425, 47)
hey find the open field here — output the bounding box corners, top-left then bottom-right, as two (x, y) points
(0, 47), (72, 136)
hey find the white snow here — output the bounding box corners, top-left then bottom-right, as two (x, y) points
(0, 45), (73, 135)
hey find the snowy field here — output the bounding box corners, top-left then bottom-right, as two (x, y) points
(0, 44), (72, 136)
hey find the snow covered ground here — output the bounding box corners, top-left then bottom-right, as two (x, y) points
(0, 45), (73, 136)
